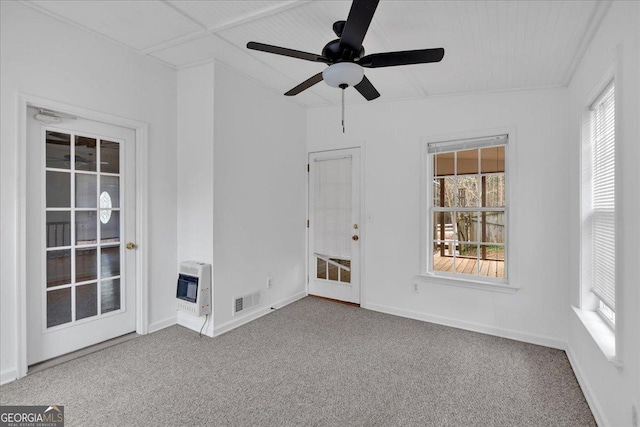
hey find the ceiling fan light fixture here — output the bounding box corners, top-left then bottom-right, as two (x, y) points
(322, 62), (364, 88)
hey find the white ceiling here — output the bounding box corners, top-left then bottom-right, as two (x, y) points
(25, 0), (611, 107)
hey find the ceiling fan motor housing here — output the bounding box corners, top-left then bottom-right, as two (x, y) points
(322, 38), (365, 63)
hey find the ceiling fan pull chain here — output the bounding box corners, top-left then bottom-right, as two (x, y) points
(342, 87), (345, 133)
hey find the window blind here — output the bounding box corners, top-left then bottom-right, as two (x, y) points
(590, 82), (615, 311)
(427, 134), (508, 154)
(314, 156), (352, 260)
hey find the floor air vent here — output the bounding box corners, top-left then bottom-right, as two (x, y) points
(234, 291), (261, 315)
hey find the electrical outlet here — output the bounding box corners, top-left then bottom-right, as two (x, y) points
(266, 277), (272, 289)
(632, 404), (638, 427)
(412, 283), (419, 294)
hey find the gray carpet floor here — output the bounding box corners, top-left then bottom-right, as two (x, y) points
(1, 296), (595, 426)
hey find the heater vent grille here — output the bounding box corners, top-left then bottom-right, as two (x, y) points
(234, 291), (261, 315)
(180, 266), (199, 276)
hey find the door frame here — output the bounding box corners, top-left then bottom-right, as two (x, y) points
(306, 142), (365, 305)
(16, 93), (150, 379)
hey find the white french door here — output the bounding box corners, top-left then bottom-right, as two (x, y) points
(308, 148), (361, 304)
(26, 107), (137, 365)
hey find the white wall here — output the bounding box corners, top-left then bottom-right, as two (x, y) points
(566, 2), (640, 426)
(176, 64), (215, 332)
(307, 88), (570, 348)
(177, 64), (214, 266)
(0, 2), (178, 382)
(213, 63), (307, 332)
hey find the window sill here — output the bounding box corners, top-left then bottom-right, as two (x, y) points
(414, 274), (520, 294)
(572, 306), (622, 368)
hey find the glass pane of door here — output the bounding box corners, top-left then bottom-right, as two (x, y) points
(45, 132), (122, 328)
(313, 156), (352, 285)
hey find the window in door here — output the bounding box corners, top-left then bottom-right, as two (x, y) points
(313, 156), (352, 284)
(45, 130), (123, 328)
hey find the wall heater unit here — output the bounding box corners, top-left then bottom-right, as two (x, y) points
(176, 261), (211, 317)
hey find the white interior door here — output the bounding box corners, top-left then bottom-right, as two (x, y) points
(308, 148), (361, 304)
(26, 107), (137, 365)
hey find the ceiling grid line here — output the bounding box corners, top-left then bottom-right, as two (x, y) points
(159, 0), (208, 30)
(139, 0), (210, 56)
(203, 1), (312, 35)
(141, 32), (209, 56)
(142, 0), (311, 55)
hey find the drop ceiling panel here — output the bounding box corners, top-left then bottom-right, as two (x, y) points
(30, 0), (201, 50)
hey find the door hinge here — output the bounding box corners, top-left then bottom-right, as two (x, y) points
(307, 163), (309, 172)
(307, 219), (309, 228)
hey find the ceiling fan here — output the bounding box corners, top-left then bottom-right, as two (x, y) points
(246, 0), (445, 102)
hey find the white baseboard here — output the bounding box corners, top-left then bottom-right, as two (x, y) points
(362, 302), (566, 350)
(148, 316), (177, 334)
(565, 344), (609, 427)
(214, 291), (307, 337)
(1, 367), (18, 385)
(271, 291), (307, 309)
(152, 292), (308, 338)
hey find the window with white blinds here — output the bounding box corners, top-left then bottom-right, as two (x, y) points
(590, 81), (616, 313)
(313, 156), (352, 260)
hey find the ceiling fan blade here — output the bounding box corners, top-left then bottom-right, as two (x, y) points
(358, 48), (445, 68)
(284, 73), (324, 96)
(354, 76), (380, 101)
(339, 0), (380, 54)
(247, 42), (329, 63)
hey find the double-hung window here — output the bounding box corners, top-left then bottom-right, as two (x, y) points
(427, 135), (508, 282)
(587, 81), (616, 328)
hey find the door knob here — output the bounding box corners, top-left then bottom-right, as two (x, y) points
(352, 235), (359, 241)
(126, 242), (137, 250)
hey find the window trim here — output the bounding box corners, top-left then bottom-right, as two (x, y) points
(418, 128), (517, 292)
(577, 61), (622, 365)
